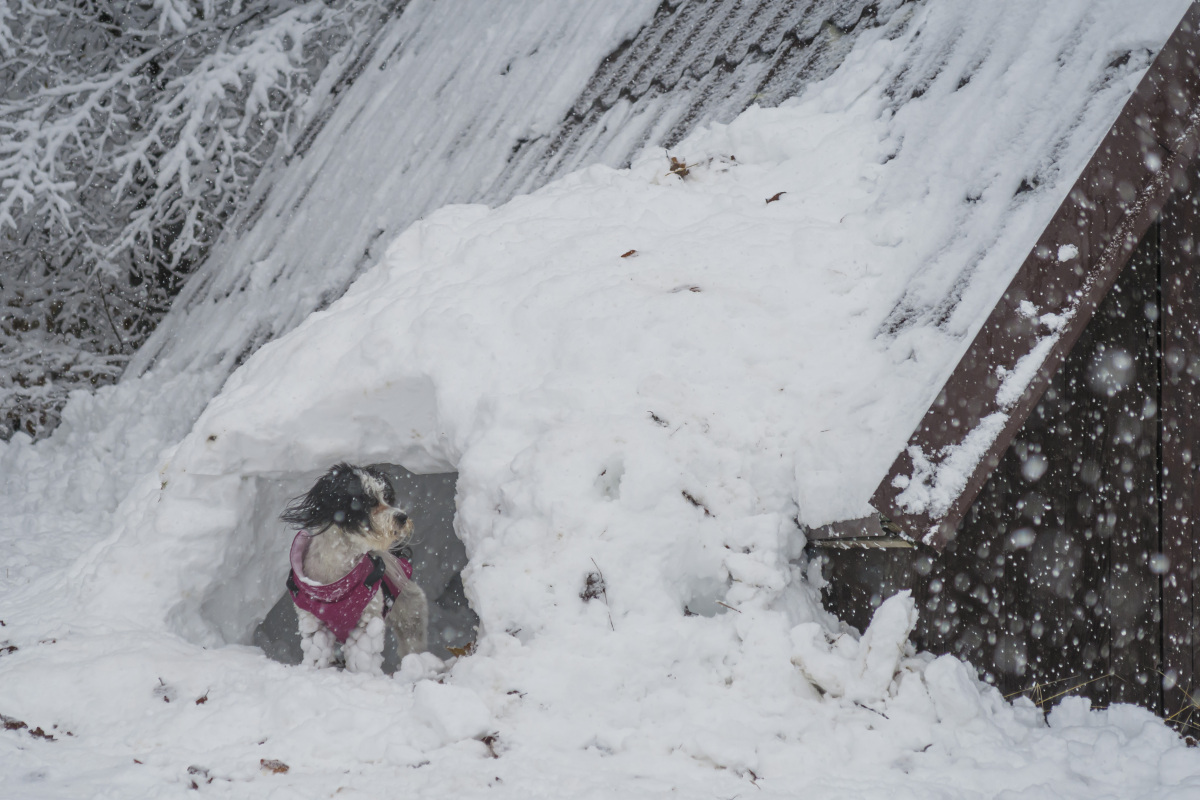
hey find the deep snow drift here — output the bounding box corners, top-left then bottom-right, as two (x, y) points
(2, 0), (1200, 797)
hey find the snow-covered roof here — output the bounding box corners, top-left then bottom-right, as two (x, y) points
(3, 1), (1200, 796)
(127, 0), (896, 397)
(153, 0), (1198, 530)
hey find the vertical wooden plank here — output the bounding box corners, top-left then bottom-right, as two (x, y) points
(1101, 226), (1162, 710)
(1160, 161), (1200, 731)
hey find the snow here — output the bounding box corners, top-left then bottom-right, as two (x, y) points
(996, 323), (1068, 410)
(412, 680), (493, 746)
(792, 592), (918, 704)
(3, 0), (1200, 797)
(892, 411), (1007, 531)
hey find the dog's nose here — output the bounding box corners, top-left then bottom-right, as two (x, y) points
(394, 511), (408, 526)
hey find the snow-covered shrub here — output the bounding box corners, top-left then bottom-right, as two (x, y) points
(0, 0), (395, 438)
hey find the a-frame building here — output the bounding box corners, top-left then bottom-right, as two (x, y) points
(816, 5), (1200, 728)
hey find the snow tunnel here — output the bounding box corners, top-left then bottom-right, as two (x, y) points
(187, 463), (477, 670)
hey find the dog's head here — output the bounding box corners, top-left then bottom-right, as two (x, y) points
(281, 463), (413, 546)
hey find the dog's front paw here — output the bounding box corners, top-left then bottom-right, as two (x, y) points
(300, 630), (336, 668)
(298, 610), (336, 669)
(344, 617), (385, 675)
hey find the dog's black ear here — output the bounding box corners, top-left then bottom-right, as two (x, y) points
(362, 465), (397, 506)
(280, 463), (371, 531)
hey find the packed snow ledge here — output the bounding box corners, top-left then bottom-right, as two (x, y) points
(4, 11), (1200, 800)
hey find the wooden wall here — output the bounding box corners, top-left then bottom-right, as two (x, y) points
(822, 197), (1200, 727)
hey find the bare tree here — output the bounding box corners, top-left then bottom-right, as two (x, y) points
(0, 0), (393, 437)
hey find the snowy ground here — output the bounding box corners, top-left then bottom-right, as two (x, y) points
(3, 0), (1200, 797)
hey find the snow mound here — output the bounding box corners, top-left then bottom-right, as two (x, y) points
(792, 591), (917, 704)
(93, 102), (881, 645)
(413, 681), (493, 745)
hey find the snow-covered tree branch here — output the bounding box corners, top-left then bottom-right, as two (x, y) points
(0, 0), (394, 438)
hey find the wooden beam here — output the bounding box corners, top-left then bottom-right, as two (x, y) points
(805, 514), (888, 540)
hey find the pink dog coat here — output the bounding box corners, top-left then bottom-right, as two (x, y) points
(287, 530), (413, 643)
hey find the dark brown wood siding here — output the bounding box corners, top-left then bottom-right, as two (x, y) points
(1161, 159), (1200, 727)
(823, 230), (1167, 710)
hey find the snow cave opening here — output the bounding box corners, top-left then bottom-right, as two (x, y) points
(196, 463), (477, 669)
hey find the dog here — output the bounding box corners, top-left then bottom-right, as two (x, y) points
(281, 464), (428, 674)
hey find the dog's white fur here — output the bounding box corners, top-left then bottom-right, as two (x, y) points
(287, 466), (428, 674)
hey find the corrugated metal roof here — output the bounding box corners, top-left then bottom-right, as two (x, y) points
(131, 0), (895, 389)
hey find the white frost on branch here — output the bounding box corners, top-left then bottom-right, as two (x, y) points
(0, 0), (393, 438)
